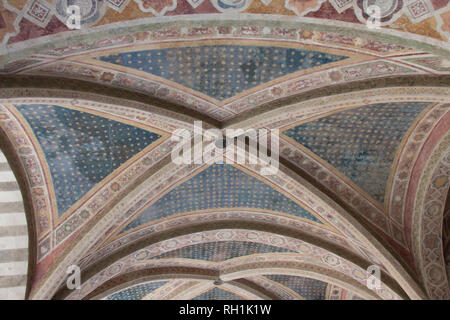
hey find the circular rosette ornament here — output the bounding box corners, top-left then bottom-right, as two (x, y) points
(212, 0), (250, 12)
(355, 0), (404, 27)
(55, 0), (107, 28)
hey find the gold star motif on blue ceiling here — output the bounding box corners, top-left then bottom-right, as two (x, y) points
(264, 275), (329, 300)
(150, 241), (295, 262)
(106, 281), (169, 300)
(283, 102), (431, 204)
(193, 287), (244, 300)
(96, 45), (348, 100)
(120, 164), (323, 234)
(15, 104), (161, 217)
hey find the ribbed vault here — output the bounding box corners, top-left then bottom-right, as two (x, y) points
(0, 0), (448, 300)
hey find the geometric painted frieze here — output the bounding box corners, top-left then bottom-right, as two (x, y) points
(283, 102), (431, 204)
(120, 164), (323, 233)
(96, 45), (348, 100)
(14, 104), (161, 216)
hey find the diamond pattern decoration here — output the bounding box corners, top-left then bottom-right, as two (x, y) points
(107, 0), (131, 12)
(186, 0), (206, 8)
(407, 0), (431, 20)
(25, 0), (52, 27)
(329, 0), (354, 13)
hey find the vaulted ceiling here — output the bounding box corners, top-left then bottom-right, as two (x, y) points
(0, 0), (448, 300)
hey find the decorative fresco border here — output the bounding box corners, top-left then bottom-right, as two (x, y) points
(226, 86), (450, 130)
(64, 229), (401, 300)
(280, 102), (434, 212)
(227, 88), (449, 265)
(79, 209), (365, 273)
(11, 20), (437, 121)
(65, 38), (372, 105)
(277, 101), (445, 256)
(34, 146), (426, 300)
(6, 103), (169, 225)
(0, 105), (53, 243)
(0, 84), (443, 300)
(22, 59), (421, 121)
(0, 95), (202, 267)
(105, 162), (333, 240)
(412, 132), (450, 299)
(388, 104), (449, 233)
(1, 10), (450, 58)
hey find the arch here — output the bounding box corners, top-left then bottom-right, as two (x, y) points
(411, 131), (450, 299)
(54, 226), (405, 300)
(0, 130), (33, 299)
(8, 118), (427, 299)
(0, 2), (448, 301)
(72, 256), (389, 300)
